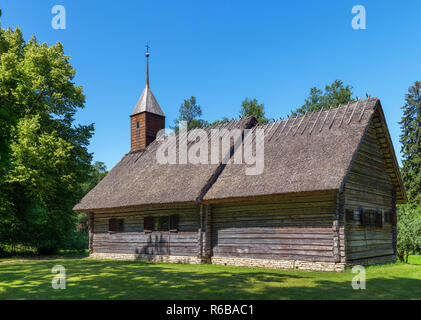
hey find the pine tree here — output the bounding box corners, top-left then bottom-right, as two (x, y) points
(399, 82), (421, 203)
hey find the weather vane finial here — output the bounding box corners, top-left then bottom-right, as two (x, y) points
(145, 43), (150, 87)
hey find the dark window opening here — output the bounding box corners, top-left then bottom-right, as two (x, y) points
(345, 208), (354, 221)
(356, 208), (384, 228)
(109, 218), (124, 232)
(170, 214), (179, 231)
(144, 214), (179, 233)
(136, 121), (140, 130)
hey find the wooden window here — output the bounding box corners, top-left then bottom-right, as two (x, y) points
(136, 121), (140, 130)
(384, 210), (392, 224)
(144, 216), (153, 233)
(109, 218), (124, 232)
(375, 211), (383, 228)
(368, 210), (375, 226)
(159, 216), (169, 231)
(144, 215), (179, 232)
(109, 218), (117, 232)
(345, 208), (354, 222)
(117, 219), (124, 232)
(170, 214), (179, 232)
(358, 208), (365, 225)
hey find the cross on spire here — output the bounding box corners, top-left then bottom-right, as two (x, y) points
(145, 43), (150, 53)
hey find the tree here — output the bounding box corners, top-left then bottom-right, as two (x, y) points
(173, 96), (208, 132)
(399, 82), (421, 203)
(397, 81), (421, 263)
(397, 204), (421, 263)
(291, 80), (355, 116)
(0, 18), (94, 253)
(239, 98), (269, 124)
(81, 161), (108, 195)
(0, 10), (22, 183)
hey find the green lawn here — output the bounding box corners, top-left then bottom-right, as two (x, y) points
(1, 256), (421, 299)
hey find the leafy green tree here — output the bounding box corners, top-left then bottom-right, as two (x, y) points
(81, 161), (108, 195)
(0, 18), (93, 253)
(75, 161), (108, 240)
(291, 80), (355, 116)
(173, 96), (208, 132)
(239, 98), (269, 124)
(399, 82), (421, 203)
(0, 10), (22, 183)
(397, 204), (421, 262)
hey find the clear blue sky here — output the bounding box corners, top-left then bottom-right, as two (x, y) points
(1, 0), (420, 169)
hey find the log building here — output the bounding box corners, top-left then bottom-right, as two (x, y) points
(74, 52), (407, 271)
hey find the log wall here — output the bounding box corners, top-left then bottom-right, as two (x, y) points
(92, 204), (201, 257)
(209, 193), (337, 263)
(343, 115), (396, 264)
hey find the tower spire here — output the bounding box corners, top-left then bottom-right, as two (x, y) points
(145, 43), (150, 88)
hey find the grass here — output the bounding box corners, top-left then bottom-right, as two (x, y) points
(0, 255), (421, 300)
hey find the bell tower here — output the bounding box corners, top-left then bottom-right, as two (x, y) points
(130, 46), (165, 152)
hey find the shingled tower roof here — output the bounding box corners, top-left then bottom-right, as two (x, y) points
(131, 49), (164, 117)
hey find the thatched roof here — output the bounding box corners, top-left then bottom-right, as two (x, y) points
(73, 116), (257, 212)
(74, 98), (406, 212)
(203, 98), (406, 204)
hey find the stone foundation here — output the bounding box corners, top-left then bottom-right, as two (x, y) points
(89, 252), (347, 271)
(89, 252), (202, 264)
(211, 256), (346, 272)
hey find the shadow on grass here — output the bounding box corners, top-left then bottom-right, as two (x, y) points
(0, 259), (420, 300)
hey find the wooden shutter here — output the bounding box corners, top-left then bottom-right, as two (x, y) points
(109, 218), (117, 232)
(375, 211), (383, 228)
(170, 214), (179, 231)
(144, 216), (153, 232)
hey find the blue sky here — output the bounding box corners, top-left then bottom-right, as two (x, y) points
(1, 0), (420, 169)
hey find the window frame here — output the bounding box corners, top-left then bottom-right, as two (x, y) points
(108, 218), (124, 233)
(143, 214), (179, 233)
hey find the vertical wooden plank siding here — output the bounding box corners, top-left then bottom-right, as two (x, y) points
(203, 204), (212, 262)
(391, 189), (397, 256)
(92, 205), (200, 256)
(89, 212), (94, 254)
(210, 193), (337, 262)
(198, 204), (204, 260)
(344, 116), (396, 264)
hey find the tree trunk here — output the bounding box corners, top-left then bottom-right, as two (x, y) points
(397, 249), (405, 262)
(405, 251), (409, 264)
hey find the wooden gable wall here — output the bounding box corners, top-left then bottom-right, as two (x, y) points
(343, 110), (397, 265)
